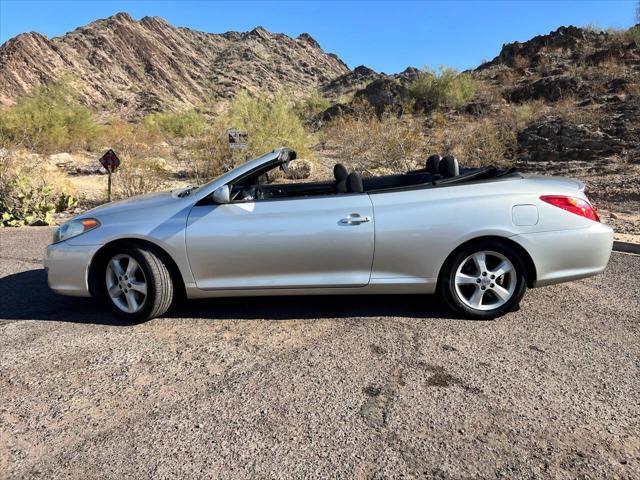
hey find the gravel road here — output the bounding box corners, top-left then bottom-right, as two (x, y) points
(1, 227), (639, 479)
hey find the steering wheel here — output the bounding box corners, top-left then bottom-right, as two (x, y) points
(231, 185), (263, 202)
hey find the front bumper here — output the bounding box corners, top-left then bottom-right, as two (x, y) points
(44, 242), (100, 297)
(512, 222), (614, 287)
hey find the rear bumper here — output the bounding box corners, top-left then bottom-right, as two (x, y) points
(512, 223), (614, 287)
(43, 242), (99, 297)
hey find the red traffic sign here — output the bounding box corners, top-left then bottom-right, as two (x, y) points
(99, 149), (121, 172)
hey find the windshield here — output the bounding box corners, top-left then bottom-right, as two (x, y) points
(188, 150), (281, 196)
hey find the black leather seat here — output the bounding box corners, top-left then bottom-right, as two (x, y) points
(346, 172), (363, 193)
(334, 164), (349, 193)
(439, 155), (459, 178)
(426, 154), (442, 174)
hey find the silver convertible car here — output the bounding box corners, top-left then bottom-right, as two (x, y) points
(45, 148), (613, 322)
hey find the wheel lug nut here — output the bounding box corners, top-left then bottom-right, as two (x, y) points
(482, 272), (487, 276)
(476, 279), (481, 283)
(490, 283), (495, 288)
(127, 283), (132, 288)
(481, 286), (486, 290)
(490, 274), (495, 279)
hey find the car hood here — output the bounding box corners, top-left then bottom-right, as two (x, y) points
(81, 189), (181, 218)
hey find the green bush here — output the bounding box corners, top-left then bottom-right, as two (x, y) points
(295, 91), (331, 121)
(0, 176), (77, 227)
(408, 67), (476, 113)
(142, 110), (207, 138)
(0, 79), (97, 153)
(227, 91), (314, 159)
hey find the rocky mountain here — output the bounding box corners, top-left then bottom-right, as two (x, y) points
(476, 25), (640, 165)
(0, 12), (349, 116)
(319, 25), (640, 166)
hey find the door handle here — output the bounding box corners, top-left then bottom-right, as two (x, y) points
(340, 213), (371, 225)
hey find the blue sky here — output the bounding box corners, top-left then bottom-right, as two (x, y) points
(0, 1), (637, 73)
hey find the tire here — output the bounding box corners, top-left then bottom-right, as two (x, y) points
(439, 240), (527, 320)
(100, 244), (174, 323)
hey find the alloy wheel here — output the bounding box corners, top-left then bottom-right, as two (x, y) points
(454, 250), (516, 311)
(105, 254), (148, 314)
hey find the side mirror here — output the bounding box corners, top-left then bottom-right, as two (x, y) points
(212, 185), (230, 204)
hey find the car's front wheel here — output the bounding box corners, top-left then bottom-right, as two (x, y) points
(101, 245), (174, 322)
(440, 241), (527, 320)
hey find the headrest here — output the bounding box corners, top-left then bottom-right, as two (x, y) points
(426, 155), (442, 174)
(333, 163), (349, 181)
(439, 155), (459, 177)
(346, 172), (363, 193)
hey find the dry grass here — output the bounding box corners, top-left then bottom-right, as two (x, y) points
(188, 132), (231, 185)
(626, 81), (640, 98)
(552, 95), (600, 124)
(115, 157), (170, 199)
(323, 110), (427, 174)
(427, 116), (510, 167)
(597, 56), (630, 77)
(424, 100), (548, 167)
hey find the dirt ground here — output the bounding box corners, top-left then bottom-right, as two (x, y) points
(0, 227), (639, 479)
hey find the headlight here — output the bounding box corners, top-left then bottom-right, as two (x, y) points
(53, 218), (101, 244)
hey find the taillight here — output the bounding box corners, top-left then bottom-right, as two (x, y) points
(540, 195), (600, 222)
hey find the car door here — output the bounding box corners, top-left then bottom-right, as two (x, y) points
(185, 194), (374, 290)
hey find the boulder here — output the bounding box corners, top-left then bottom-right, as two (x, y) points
(285, 159), (314, 180)
(518, 118), (625, 162)
(508, 76), (583, 103)
(317, 103), (356, 123)
(353, 78), (407, 117)
(48, 152), (74, 166)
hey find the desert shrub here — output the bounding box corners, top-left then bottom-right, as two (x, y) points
(408, 67), (476, 113)
(626, 24), (640, 44)
(96, 118), (169, 160)
(552, 95), (599, 124)
(115, 157), (170, 198)
(626, 80), (640, 98)
(0, 79), (97, 153)
(427, 116), (513, 167)
(324, 109), (427, 174)
(188, 131), (231, 185)
(142, 110), (207, 138)
(227, 91), (314, 159)
(0, 149), (77, 226)
(503, 100), (545, 130)
(295, 91), (331, 121)
(0, 177), (77, 226)
(584, 23), (640, 44)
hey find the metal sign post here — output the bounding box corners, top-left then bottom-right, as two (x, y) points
(107, 170), (112, 202)
(98, 149), (121, 202)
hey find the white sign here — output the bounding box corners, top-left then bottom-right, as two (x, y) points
(227, 129), (248, 150)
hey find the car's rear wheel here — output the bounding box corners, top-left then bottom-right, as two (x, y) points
(102, 245), (174, 322)
(440, 240), (527, 320)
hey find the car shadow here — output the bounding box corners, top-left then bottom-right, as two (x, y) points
(0, 269), (456, 325)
